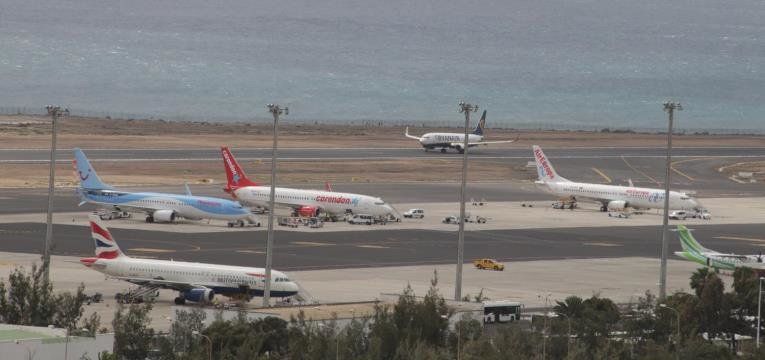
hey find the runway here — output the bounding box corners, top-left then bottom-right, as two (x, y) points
(1, 222), (762, 270)
(2, 146), (765, 163)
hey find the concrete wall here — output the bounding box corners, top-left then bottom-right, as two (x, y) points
(0, 334), (114, 360)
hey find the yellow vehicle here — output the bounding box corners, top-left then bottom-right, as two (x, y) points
(473, 258), (505, 271)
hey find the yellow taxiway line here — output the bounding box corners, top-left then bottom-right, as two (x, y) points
(590, 167), (612, 183)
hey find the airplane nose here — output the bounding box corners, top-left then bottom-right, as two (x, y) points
(288, 281), (299, 294)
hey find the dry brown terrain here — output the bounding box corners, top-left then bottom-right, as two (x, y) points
(0, 159), (531, 188)
(2, 114), (764, 149)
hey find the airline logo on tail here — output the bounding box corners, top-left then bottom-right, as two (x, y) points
(534, 147), (555, 180)
(222, 149), (242, 185)
(90, 218), (123, 259)
(221, 147), (259, 191)
(472, 110), (487, 136)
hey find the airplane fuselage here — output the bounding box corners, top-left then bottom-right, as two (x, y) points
(418, 133), (484, 149)
(539, 180), (699, 210)
(81, 256), (299, 298)
(80, 189), (252, 221)
(232, 186), (396, 217)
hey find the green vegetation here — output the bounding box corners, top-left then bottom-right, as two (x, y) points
(5, 264), (765, 358)
(96, 268), (765, 359)
(0, 264), (96, 335)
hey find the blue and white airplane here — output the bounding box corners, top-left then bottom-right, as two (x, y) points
(73, 148), (255, 225)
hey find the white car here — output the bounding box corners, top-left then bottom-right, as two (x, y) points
(669, 210), (688, 220)
(403, 209), (425, 219)
(348, 214), (374, 225)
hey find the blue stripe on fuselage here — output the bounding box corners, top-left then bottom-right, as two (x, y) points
(80, 190), (248, 216)
(210, 286), (297, 298)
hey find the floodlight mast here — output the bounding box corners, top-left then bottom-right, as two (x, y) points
(43, 105), (69, 282)
(659, 101), (681, 300)
(263, 104), (287, 307)
(455, 101), (478, 301)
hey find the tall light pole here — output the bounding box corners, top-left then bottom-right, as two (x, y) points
(43, 105), (68, 281)
(192, 330), (212, 360)
(455, 101), (477, 301)
(659, 101), (681, 300)
(659, 303), (680, 355)
(263, 104), (287, 307)
(758, 277), (764, 348)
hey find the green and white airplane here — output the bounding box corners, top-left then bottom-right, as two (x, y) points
(674, 225), (764, 270)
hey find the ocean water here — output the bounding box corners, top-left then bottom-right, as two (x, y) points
(1, 0), (764, 130)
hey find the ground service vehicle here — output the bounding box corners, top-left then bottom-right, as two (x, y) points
(473, 258), (505, 271)
(403, 209), (425, 219)
(669, 210), (688, 220)
(483, 300), (523, 323)
(349, 214), (374, 225)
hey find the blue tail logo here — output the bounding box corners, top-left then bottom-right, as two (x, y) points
(472, 110), (486, 136)
(73, 148), (113, 190)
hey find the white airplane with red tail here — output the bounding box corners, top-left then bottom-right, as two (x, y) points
(220, 147), (399, 219)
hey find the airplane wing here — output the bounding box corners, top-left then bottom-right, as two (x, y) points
(404, 127), (422, 141)
(469, 135), (521, 146)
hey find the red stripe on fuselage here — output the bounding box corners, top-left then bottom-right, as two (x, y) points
(90, 221), (113, 241)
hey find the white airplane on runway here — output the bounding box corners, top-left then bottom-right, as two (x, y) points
(221, 147), (400, 219)
(80, 215), (299, 305)
(532, 145), (700, 212)
(73, 148), (255, 225)
(405, 111), (518, 153)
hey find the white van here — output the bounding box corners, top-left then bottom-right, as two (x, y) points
(348, 214), (374, 225)
(403, 209), (425, 219)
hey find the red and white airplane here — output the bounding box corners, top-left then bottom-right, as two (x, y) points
(221, 147), (399, 219)
(80, 215), (298, 305)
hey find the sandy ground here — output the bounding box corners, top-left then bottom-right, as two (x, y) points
(0, 158), (525, 187)
(4, 197), (759, 233)
(0, 252), (705, 330)
(2, 114), (764, 149)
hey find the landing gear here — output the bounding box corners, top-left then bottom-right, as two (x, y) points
(456, 146), (464, 154)
(440, 148), (447, 153)
(145, 216), (154, 223)
(600, 204), (608, 212)
(174, 296), (186, 305)
(238, 220), (245, 227)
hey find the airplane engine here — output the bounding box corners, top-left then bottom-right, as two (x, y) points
(152, 209), (176, 222)
(184, 288), (214, 303)
(607, 200), (627, 211)
(297, 206), (319, 217)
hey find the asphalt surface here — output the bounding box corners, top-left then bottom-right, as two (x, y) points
(2, 146), (765, 162)
(1, 223), (762, 271)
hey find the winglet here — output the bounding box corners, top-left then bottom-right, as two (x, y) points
(405, 127), (422, 141)
(325, 181), (333, 192)
(184, 183), (193, 196)
(221, 147), (260, 192)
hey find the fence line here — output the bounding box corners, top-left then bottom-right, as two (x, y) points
(0, 106), (762, 135)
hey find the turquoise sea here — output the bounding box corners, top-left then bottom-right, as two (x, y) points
(1, 0), (763, 130)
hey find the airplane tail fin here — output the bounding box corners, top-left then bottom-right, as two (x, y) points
(677, 225), (711, 255)
(221, 147), (259, 192)
(532, 145), (569, 183)
(472, 110), (487, 135)
(73, 148), (113, 190)
(325, 181), (333, 192)
(88, 215), (125, 259)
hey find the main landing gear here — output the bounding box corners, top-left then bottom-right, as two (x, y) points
(440, 148), (447, 153)
(145, 216), (154, 223)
